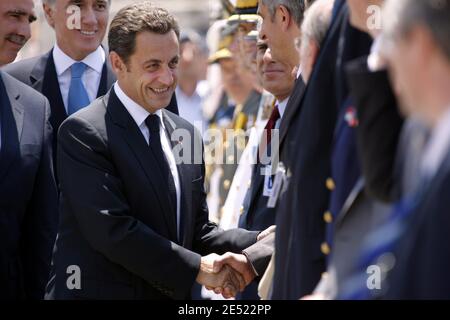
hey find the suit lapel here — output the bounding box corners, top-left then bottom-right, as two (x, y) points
(40, 50), (68, 134)
(279, 77), (306, 146)
(0, 73), (24, 181)
(107, 89), (178, 241)
(161, 111), (191, 245)
(96, 57), (116, 98)
(246, 79), (306, 213)
(29, 52), (49, 92)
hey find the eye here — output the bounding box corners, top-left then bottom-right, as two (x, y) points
(95, 1), (107, 10)
(147, 63), (159, 71)
(169, 60), (179, 69)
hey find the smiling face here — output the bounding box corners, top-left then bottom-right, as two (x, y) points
(0, 0), (35, 66)
(111, 30), (179, 114)
(44, 0), (109, 61)
(256, 39), (295, 101)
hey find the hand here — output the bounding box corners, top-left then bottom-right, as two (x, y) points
(257, 225), (276, 242)
(212, 252), (257, 287)
(196, 254), (245, 298)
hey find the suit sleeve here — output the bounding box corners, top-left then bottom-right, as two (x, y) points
(190, 129), (259, 256)
(20, 98), (59, 299)
(242, 233), (274, 277)
(346, 57), (404, 202)
(57, 116), (201, 299)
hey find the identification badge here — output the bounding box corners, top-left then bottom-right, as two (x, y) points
(267, 163), (286, 208)
(263, 165), (273, 197)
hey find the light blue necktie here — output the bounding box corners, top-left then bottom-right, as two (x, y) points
(68, 62), (90, 115)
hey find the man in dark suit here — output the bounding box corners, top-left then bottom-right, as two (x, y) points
(2, 0), (179, 167)
(237, 36), (296, 299)
(340, 0), (450, 299)
(0, 0), (58, 299)
(46, 3), (259, 300)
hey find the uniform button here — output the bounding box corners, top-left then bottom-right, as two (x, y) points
(326, 178), (335, 191)
(227, 155), (235, 163)
(223, 179), (231, 190)
(247, 179), (252, 187)
(321, 272), (329, 279)
(323, 211), (333, 223)
(321, 242), (330, 255)
(240, 206), (245, 215)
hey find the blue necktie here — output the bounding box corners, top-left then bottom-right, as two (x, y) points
(68, 62), (90, 115)
(339, 178), (430, 300)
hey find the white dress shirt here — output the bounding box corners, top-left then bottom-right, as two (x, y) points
(420, 106), (450, 181)
(275, 97), (289, 129)
(53, 44), (105, 113)
(176, 82), (207, 134)
(114, 82), (182, 238)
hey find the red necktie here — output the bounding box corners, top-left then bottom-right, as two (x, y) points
(258, 105), (280, 164)
(265, 105), (280, 146)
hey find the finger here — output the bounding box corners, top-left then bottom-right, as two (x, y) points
(205, 286), (214, 291)
(213, 252), (232, 273)
(227, 265), (245, 292)
(223, 283), (237, 298)
(214, 287), (223, 295)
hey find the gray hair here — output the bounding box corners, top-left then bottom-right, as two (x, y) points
(260, 0), (307, 27)
(383, 0), (450, 61)
(301, 0), (333, 49)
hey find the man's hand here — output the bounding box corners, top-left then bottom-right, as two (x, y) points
(212, 252), (257, 287)
(257, 225), (276, 242)
(196, 253), (245, 298)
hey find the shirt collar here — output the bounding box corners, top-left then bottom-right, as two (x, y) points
(113, 82), (164, 129)
(277, 97), (290, 119)
(296, 66), (302, 79)
(53, 43), (105, 76)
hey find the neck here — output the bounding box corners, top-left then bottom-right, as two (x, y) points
(56, 42), (92, 61)
(177, 77), (197, 97)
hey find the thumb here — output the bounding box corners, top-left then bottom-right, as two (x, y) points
(212, 256), (224, 273)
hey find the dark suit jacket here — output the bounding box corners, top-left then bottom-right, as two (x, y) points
(346, 57), (404, 203)
(46, 88), (258, 300)
(2, 49), (179, 163)
(384, 151), (450, 299)
(0, 71), (58, 299)
(272, 3), (373, 299)
(240, 79), (306, 231)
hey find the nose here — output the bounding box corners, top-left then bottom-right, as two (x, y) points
(81, 6), (98, 27)
(17, 19), (32, 43)
(158, 65), (175, 86)
(263, 48), (273, 64)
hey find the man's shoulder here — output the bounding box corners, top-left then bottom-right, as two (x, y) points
(1, 53), (48, 84)
(1, 71), (47, 105)
(163, 109), (197, 133)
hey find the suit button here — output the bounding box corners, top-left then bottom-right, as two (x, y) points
(323, 211), (333, 223)
(326, 178), (335, 191)
(321, 242), (330, 255)
(223, 179), (231, 190)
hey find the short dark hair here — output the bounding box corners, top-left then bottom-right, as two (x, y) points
(108, 1), (180, 64)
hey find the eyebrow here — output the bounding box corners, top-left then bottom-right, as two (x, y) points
(257, 43), (268, 50)
(7, 9), (37, 23)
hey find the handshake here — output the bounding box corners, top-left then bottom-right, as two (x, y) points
(195, 225), (275, 299)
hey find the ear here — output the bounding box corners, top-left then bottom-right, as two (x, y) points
(310, 41), (320, 68)
(277, 5), (292, 33)
(109, 51), (128, 77)
(43, 2), (56, 29)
